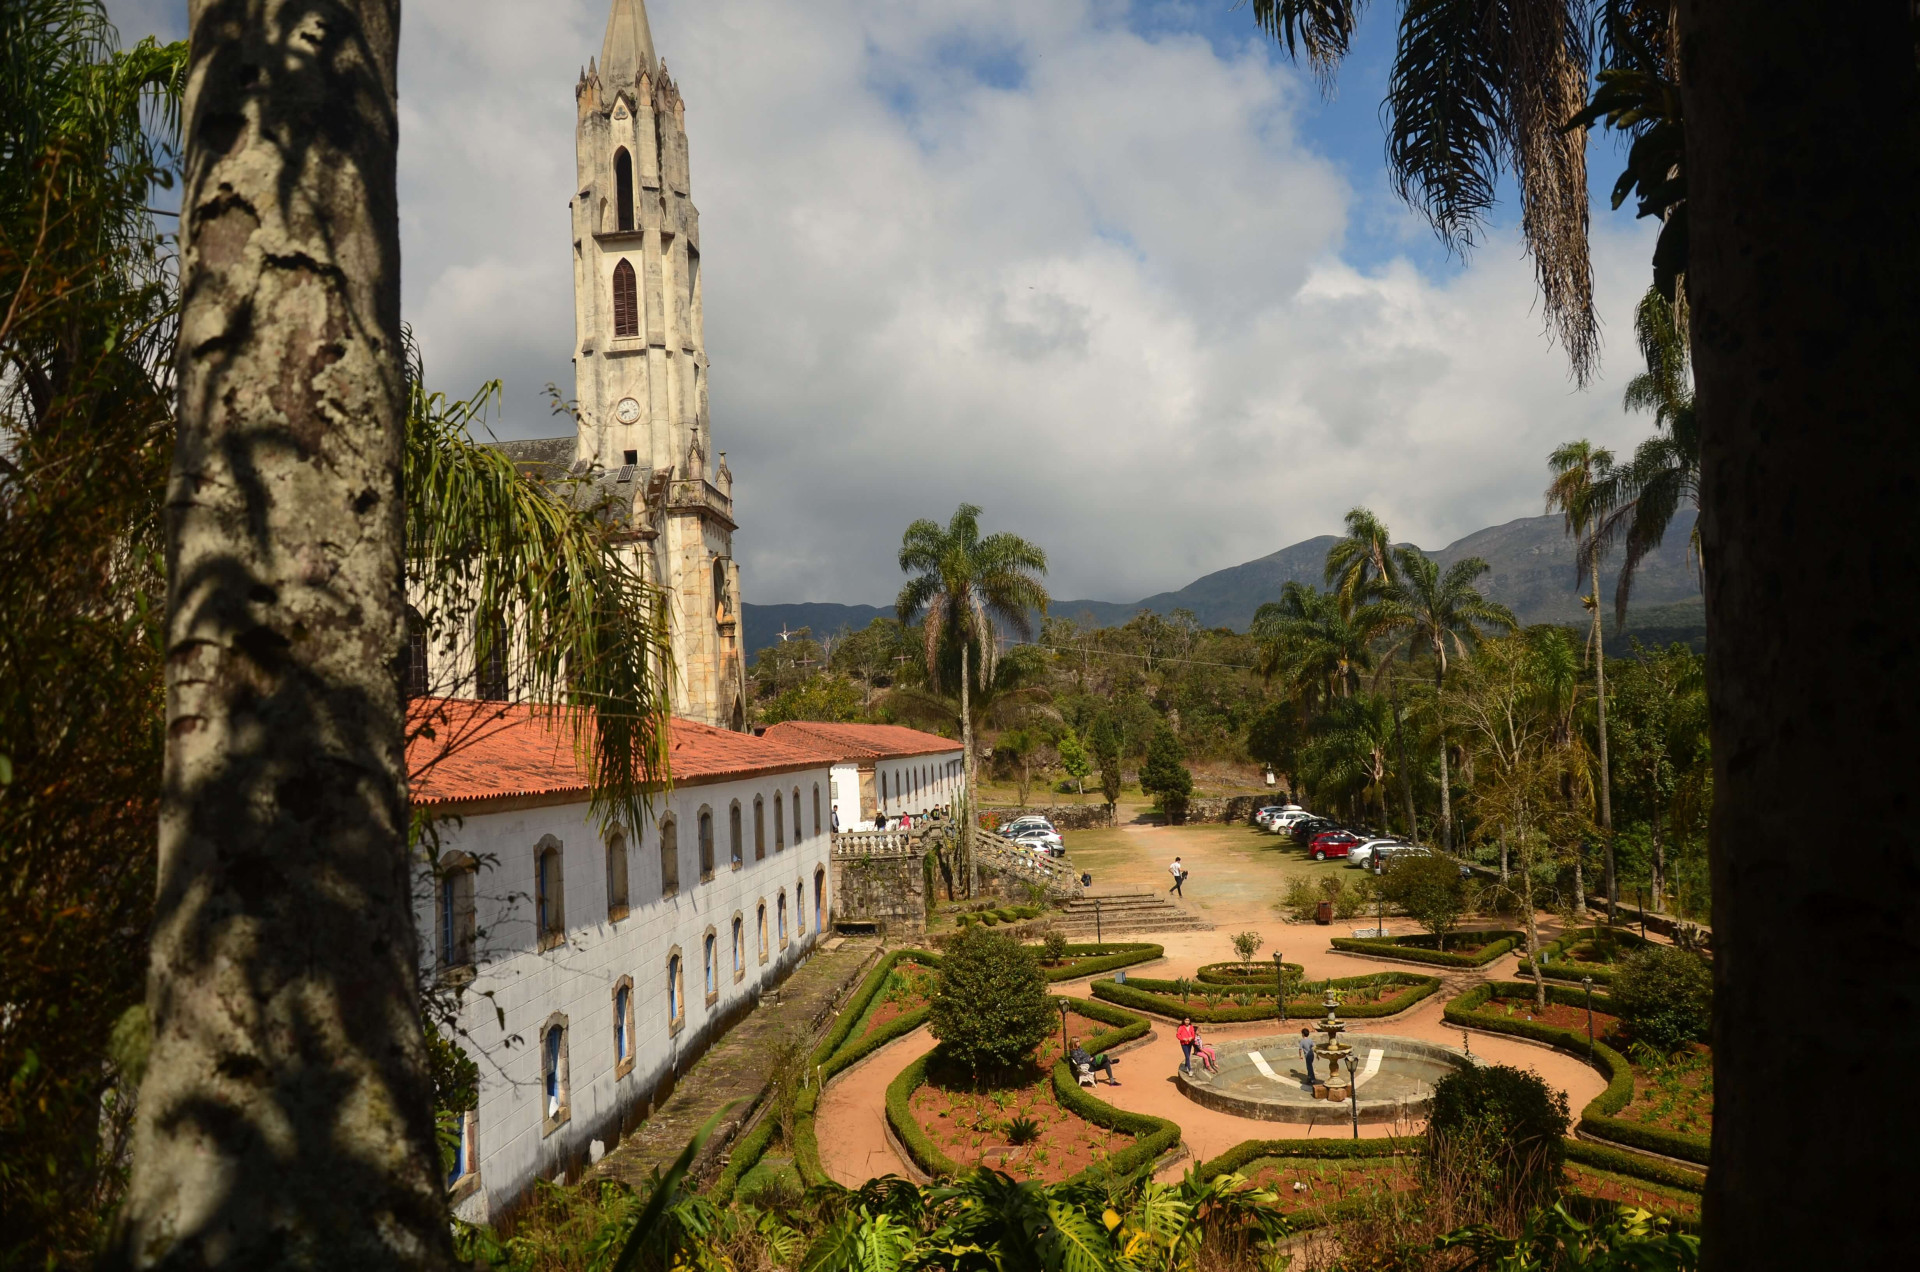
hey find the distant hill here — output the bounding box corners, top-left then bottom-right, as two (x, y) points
(743, 511), (1704, 657)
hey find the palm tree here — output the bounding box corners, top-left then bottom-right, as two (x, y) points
(1302, 692), (1398, 830)
(1591, 285), (1701, 627)
(1545, 439), (1618, 918)
(1250, 581), (1378, 705)
(1324, 507), (1419, 836)
(896, 505), (1049, 885)
(1378, 549), (1519, 851)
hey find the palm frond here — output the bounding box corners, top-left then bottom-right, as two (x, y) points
(1249, 0), (1366, 90)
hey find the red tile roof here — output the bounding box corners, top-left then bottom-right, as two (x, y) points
(407, 698), (826, 808)
(760, 720), (962, 763)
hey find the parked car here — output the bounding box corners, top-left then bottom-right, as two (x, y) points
(1371, 843), (1433, 868)
(1290, 816), (1338, 845)
(1001, 815), (1054, 837)
(1256, 804), (1304, 830)
(1010, 827), (1065, 857)
(1308, 829), (1361, 860)
(1346, 837), (1405, 868)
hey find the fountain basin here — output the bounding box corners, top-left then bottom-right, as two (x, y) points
(1176, 1032), (1479, 1126)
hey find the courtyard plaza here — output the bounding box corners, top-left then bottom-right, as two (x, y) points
(815, 814), (1622, 1183)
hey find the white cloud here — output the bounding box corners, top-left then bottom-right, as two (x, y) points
(110, 0), (1661, 608)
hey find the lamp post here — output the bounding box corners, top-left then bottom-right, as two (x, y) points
(1373, 858), (1385, 937)
(1582, 975), (1595, 1061)
(1345, 1052), (1361, 1139)
(1273, 950), (1286, 1024)
(1058, 997), (1071, 1066)
(1094, 897), (1103, 946)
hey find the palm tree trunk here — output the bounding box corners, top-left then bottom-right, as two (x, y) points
(1390, 690), (1418, 838)
(113, 5), (451, 1267)
(960, 639), (974, 898)
(1684, 5), (1919, 1262)
(1434, 661), (1453, 852)
(1591, 537), (1615, 921)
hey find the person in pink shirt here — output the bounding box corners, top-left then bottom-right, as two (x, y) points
(1175, 1017), (1198, 1074)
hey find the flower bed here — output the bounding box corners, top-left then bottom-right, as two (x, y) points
(1513, 925), (1656, 987)
(1444, 981), (1710, 1165)
(885, 997), (1178, 1184)
(1196, 961), (1305, 986)
(1033, 942), (1164, 982)
(1328, 929), (1524, 969)
(852, 958), (939, 1043)
(1092, 971), (1440, 1024)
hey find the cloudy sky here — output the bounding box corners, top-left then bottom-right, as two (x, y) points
(111, 0), (1659, 607)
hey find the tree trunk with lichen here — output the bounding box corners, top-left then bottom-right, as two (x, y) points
(1681, 3), (1919, 1265)
(110, 2), (449, 1268)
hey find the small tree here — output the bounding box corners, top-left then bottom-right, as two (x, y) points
(1379, 853), (1472, 950)
(1230, 931), (1264, 968)
(929, 927), (1054, 1082)
(1610, 946), (1713, 1054)
(1090, 713), (1123, 815)
(1140, 725), (1193, 822)
(1057, 729), (1092, 797)
(1425, 1064), (1569, 1222)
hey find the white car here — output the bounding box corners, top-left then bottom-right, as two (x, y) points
(1011, 828), (1065, 857)
(1346, 838), (1404, 868)
(1002, 815), (1055, 835)
(1263, 808), (1311, 832)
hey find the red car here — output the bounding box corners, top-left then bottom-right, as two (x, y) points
(1309, 830), (1360, 861)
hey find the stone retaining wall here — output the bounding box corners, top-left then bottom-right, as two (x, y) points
(981, 804), (1113, 830)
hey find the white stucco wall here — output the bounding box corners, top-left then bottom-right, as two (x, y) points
(418, 762), (833, 1221)
(874, 750), (964, 820)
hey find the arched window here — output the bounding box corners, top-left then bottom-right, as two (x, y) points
(613, 980), (633, 1071)
(814, 867), (826, 932)
(773, 792), (784, 852)
(613, 147), (634, 231)
(795, 877), (805, 935)
(812, 784), (822, 838)
(712, 558), (729, 619)
(535, 837), (565, 951)
(475, 614), (509, 701)
(659, 817), (679, 898)
(666, 949), (685, 1033)
(731, 913), (745, 981)
(753, 796), (765, 860)
(606, 830), (629, 921)
(612, 259), (639, 338)
(729, 801), (743, 868)
(757, 901), (768, 963)
(437, 855), (476, 969)
(777, 891), (788, 947)
(703, 930), (717, 1003)
(404, 605), (428, 698)
(541, 1016), (570, 1132)
(792, 787), (802, 841)
(698, 807), (715, 880)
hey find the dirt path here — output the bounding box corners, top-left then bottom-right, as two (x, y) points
(816, 1024), (936, 1185)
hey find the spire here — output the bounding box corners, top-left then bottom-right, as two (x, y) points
(599, 0), (657, 89)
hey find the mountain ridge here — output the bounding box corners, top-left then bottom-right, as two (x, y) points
(743, 511), (1703, 657)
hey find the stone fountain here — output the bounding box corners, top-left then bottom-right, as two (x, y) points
(1313, 987), (1354, 1099)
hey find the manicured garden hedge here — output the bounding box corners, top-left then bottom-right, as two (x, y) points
(1196, 961), (1304, 985)
(1328, 929), (1524, 968)
(1444, 981), (1709, 1166)
(884, 996), (1179, 1185)
(1513, 925), (1655, 988)
(1195, 1134), (1410, 1181)
(1091, 972), (1440, 1024)
(1039, 942), (1163, 982)
(1564, 1137), (1705, 1192)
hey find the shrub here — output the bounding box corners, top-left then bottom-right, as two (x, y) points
(1140, 726), (1194, 819)
(1425, 1064), (1569, 1218)
(1042, 931), (1069, 962)
(1609, 946), (1712, 1053)
(1005, 1114), (1040, 1145)
(929, 926), (1054, 1081)
(1379, 852), (1472, 948)
(1230, 930), (1264, 966)
(1283, 877), (1318, 921)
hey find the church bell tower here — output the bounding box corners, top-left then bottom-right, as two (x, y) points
(571, 0), (744, 729)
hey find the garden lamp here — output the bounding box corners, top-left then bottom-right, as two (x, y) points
(1582, 975), (1595, 1060)
(1273, 950), (1286, 1024)
(1058, 997), (1070, 1064)
(1346, 1052), (1361, 1139)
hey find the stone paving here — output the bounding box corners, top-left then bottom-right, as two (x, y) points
(591, 936), (880, 1190)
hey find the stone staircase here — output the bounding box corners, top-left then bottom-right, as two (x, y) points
(1052, 891), (1213, 937)
(968, 828), (1085, 902)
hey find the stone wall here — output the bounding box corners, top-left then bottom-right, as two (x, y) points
(981, 804), (1113, 830)
(830, 847), (926, 937)
(1169, 795), (1264, 825)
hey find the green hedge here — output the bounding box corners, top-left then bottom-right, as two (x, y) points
(884, 997), (1178, 1185)
(1195, 961), (1304, 985)
(1564, 1138), (1705, 1192)
(1196, 1135), (1411, 1181)
(1444, 981), (1709, 1166)
(1513, 925), (1655, 988)
(1039, 942), (1163, 983)
(1328, 929), (1524, 968)
(1091, 972), (1440, 1024)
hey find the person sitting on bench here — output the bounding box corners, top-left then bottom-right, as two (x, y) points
(1069, 1042), (1120, 1085)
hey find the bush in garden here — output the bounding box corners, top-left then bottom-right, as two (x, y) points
(929, 926), (1053, 1082)
(1425, 1063), (1569, 1219)
(1041, 930), (1069, 963)
(1379, 852), (1472, 949)
(1139, 726), (1193, 820)
(1284, 878), (1319, 921)
(1609, 946), (1713, 1053)
(1230, 930), (1264, 966)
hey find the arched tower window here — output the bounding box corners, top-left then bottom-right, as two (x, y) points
(712, 558), (728, 619)
(612, 259), (638, 338)
(613, 147), (634, 232)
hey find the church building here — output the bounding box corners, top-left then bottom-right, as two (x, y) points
(406, 1), (966, 1223)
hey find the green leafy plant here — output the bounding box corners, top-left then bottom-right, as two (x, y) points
(1379, 852), (1473, 949)
(1042, 930), (1069, 962)
(1230, 930), (1265, 966)
(928, 926), (1053, 1082)
(1004, 1114), (1041, 1146)
(1425, 1064), (1569, 1220)
(1609, 946), (1712, 1054)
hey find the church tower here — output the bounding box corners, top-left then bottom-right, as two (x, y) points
(568, 0), (745, 729)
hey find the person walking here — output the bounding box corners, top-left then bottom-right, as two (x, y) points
(1298, 1027), (1317, 1087)
(1168, 856), (1187, 898)
(1175, 1017), (1198, 1074)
